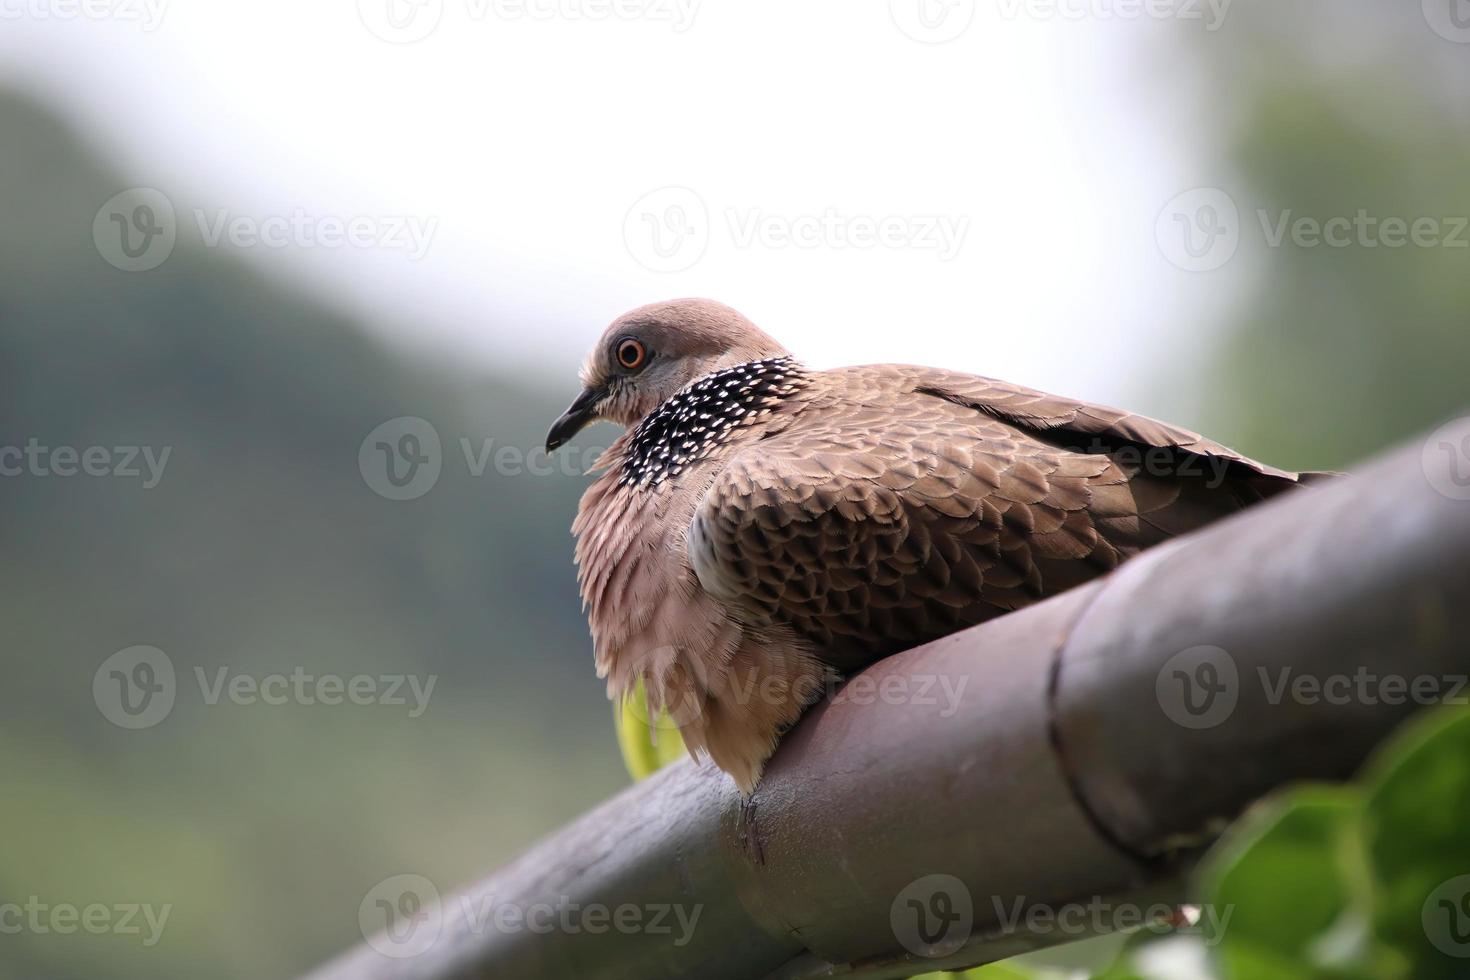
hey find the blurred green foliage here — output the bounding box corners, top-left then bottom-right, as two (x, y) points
(0, 91), (626, 978)
(1165, 7), (1470, 468)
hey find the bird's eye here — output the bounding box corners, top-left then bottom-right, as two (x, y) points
(615, 337), (648, 372)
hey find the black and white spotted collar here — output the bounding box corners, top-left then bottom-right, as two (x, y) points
(618, 356), (806, 488)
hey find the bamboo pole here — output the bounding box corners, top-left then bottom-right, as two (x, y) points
(306, 421), (1470, 980)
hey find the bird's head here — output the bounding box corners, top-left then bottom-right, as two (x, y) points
(545, 298), (789, 452)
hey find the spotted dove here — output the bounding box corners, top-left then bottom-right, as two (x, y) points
(547, 299), (1326, 793)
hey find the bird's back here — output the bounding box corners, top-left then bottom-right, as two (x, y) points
(688, 362), (1316, 667)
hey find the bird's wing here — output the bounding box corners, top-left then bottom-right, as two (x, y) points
(688, 366), (1306, 666)
(902, 368), (1303, 480)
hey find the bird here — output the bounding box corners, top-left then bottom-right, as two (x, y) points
(547, 298), (1328, 794)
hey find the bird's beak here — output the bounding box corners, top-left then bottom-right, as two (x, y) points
(545, 386), (604, 453)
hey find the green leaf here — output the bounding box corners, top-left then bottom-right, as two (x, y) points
(1360, 709), (1470, 979)
(1088, 962), (1150, 980)
(614, 677), (686, 781)
(906, 963), (1038, 979)
(1196, 786), (1368, 979)
(953, 965), (1038, 979)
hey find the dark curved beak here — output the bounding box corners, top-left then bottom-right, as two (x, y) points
(545, 386), (604, 453)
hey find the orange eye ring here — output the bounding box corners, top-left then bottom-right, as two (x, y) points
(615, 337), (647, 371)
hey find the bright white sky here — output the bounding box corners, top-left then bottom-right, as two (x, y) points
(0, 0), (1251, 404)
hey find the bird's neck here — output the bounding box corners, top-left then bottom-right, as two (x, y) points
(616, 356), (808, 489)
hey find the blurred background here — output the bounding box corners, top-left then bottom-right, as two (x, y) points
(1, 1), (1466, 976)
